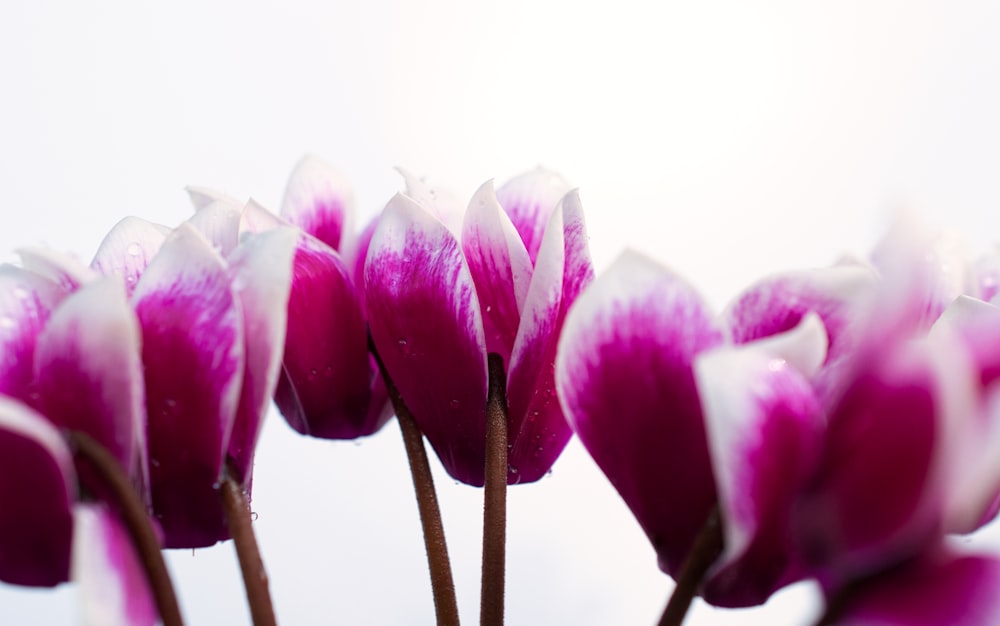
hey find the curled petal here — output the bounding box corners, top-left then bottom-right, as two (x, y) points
(18, 247), (97, 292)
(274, 235), (385, 439)
(696, 335), (824, 607)
(226, 227), (298, 482)
(506, 191), (593, 483)
(132, 223), (244, 548)
(462, 179), (532, 365)
(0, 397), (74, 586)
(72, 504), (157, 626)
(282, 155), (354, 252)
(0, 265), (65, 408)
(35, 277), (146, 491)
(366, 193), (488, 485)
(495, 167), (572, 263)
(830, 549), (1000, 626)
(90, 217), (171, 296)
(556, 250), (722, 576)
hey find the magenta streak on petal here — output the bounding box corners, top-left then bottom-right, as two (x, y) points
(90, 217), (170, 297)
(506, 192), (593, 484)
(133, 227), (243, 548)
(556, 251), (722, 576)
(495, 167), (572, 264)
(698, 348), (824, 608)
(281, 155), (353, 252)
(795, 345), (939, 584)
(0, 265), (64, 410)
(225, 228), (297, 482)
(72, 504), (157, 626)
(273, 236), (382, 440)
(0, 399), (74, 587)
(36, 278), (145, 496)
(346, 217), (379, 317)
(462, 180), (531, 367)
(366, 194), (488, 485)
(837, 549), (1000, 626)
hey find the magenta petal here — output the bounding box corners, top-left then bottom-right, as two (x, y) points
(132, 223), (244, 548)
(696, 338), (824, 607)
(0, 397), (75, 586)
(274, 234), (384, 439)
(832, 549), (1000, 626)
(462, 180), (532, 365)
(506, 191), (593, 483)
(795, 339), (945, 585)
(0, 265), (65, 408)
(35, 277), (146, 489)
(366, 193), (488, 485)
(556, 250), (723, 576)
(225, 228), (297, 481)
(281, 155), (354, 252)
(90, 217), (171, 297)
(72, 504), (157, 626)
(495, 167), (571, 263)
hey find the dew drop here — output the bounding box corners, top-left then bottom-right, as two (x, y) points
(485, 305), (492, 313)
(126, 242), (142, 257)
(450, 399), (461, 409)
(398, 338), (407, 346)
(507, 464), (518, 475)
(251, 511), (259, 521)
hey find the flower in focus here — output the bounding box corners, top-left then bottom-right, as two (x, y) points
(92, 209), (298, 548)
(366, 168), (593, 485)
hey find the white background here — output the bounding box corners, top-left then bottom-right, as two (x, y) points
(3, 2), (1000, 624)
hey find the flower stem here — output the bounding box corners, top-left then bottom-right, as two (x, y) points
(658, 505), (724, 626)
(370, 333), (460, 626)
(67, 431), (184, 626)
(480, 353), (508, 626)
(220, 463), (277, 626)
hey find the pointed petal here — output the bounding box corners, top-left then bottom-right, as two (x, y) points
(0, 397), (74, 586)
(462, 179), (532, 365)
(273, 235), (384, 439)
(0, 265), (65, 408)
(366, 193), (488, 484)
(225, 227), (297, 481)
(506, 190), (594, 483)
(132, 223), (244, 548)
(90, 217), (171, 297)
(185, 185), (241, 211)
(281, 155), (354, 252)
(495, 167), (572, 263)
(186, 200), (242, 258)
(35, 277), (146, 487)
(18, 247), (97, 292)
(396, 167), (465, 237)
(696, 334), (824, 607)
(555, 250), (723, 576)
(832, 549), (1000, 626)
(240, 198), (289, 235)
(72, 504), (157, 626)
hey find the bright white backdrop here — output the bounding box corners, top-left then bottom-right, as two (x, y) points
(3, 2), (1000, 624)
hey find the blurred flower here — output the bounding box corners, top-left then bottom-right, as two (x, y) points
(366, 168), (593, 485)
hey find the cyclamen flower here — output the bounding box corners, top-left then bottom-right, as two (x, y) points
(92, 210), (298, 548)
(555, 249), (877, 607)
(366, 168), (593, 485)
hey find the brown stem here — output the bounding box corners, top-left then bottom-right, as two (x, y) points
(370, 333), (460, 626)
(67, 431), (184, 626)
(221, 465), (277, 626)
(658, 506), (724, 626)
(480, 353), (508, 626)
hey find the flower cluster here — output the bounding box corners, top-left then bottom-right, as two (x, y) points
(2, 155), (1000, 626)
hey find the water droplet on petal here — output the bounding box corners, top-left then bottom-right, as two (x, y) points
(126, 242), (142, 257)
(508, 465), (518, 475)
(450, 399), (461, 409)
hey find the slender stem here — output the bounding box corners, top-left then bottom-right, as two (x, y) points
(658, 506), (724, 626)
(67, 431), (184, 626)
(370, 333), (460, 626)
(220, 464), (277, 626)
(480, 353), (508, 626)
